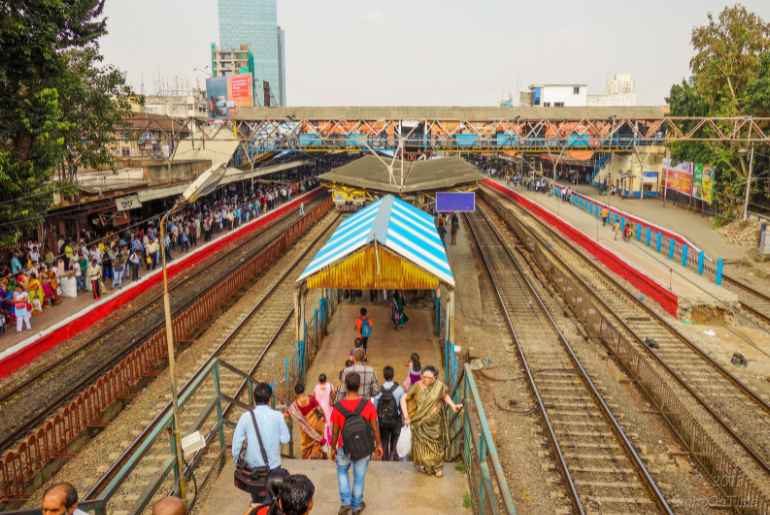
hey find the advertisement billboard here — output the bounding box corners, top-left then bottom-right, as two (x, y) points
(663, 159), (693, 196)
(227, 74), (253, 108)
(693, 163), (715, 204)
(206, 74), (253, 119)
(206, 77), (231, 119)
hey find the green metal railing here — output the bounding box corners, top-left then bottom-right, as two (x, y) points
(448, 365), (516, 515)
(0, 291), (341, 515)
(2, 291), (510, 515)
(437, 291), (516, 515)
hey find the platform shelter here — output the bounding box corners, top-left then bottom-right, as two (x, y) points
(294, 194), (456, 350)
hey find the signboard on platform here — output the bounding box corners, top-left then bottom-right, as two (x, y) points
(642, 171), (658, 184)
(663, 159), (693, 196)
(436, 192), (475, 213)
(115, 194), (142, 211)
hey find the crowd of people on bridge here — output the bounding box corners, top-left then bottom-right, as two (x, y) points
(230, 299), (462, 514)
(0, 176), (319, 336)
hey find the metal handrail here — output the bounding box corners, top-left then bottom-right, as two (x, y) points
(447, 364), (517, 515)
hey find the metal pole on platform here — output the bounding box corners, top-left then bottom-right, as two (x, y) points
(159, 163), (230, 501)
(159, 205), (187, 500)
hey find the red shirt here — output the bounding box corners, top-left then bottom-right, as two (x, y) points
(330, 397), (377, 448)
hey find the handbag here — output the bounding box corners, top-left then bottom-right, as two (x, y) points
(234, 410), (289, 500)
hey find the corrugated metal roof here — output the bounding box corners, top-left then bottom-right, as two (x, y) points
(319, 156), (482, 193)
(298, 195), (454, 287)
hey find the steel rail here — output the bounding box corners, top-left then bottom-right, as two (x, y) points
(465, 208), (673, 515)
(0, 197), (323, 454)
(481, 187), (770, 477)
(85, 211), (340, 502)
(723, 273), (770, 326)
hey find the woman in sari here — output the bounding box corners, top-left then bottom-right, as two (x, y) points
(288, 383), (327, 459)
(41, 266), (59, 306)
(400, 365), (462, 477)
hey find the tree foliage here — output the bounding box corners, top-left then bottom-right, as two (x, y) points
(668, 4), (770, 218)
(0, 1), (130, 245)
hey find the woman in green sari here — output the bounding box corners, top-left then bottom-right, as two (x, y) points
(400, 365), (462, 477)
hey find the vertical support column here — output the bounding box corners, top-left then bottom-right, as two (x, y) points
(434, 288), (441, 337)
(681, 244), (689, 267)
(715, 258), (724, 285)
(697, 251), (705, 275)
(448, 289), (456, 345)
(668, 239), (675, 260)
(656, 232), (662, 253)
(293, 288), (302, 345)
(620, 217), (626, 233)
(645, 227), (651, 246)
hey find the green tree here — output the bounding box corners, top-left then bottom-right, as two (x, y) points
(57, 47), (133, 184)
(668, 4), (770, 218)
(0, 1), (130, 245)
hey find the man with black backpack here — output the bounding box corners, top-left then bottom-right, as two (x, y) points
(330, 372), (383, 514)
(372, 366), (404, 461)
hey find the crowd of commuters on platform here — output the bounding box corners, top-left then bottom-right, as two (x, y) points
(230, 295), (461, 515)
(0, 176), (318, 336)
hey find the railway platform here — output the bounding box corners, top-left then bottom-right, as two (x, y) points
(566, 183), (747, 261)
(197, 302), (466, 515)
(305, 302), (442, 404)
(0, 190), (318, 379)
(486, 181), (738, 320)
(201, 458), (467, 515)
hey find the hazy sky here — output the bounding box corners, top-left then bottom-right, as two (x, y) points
(100, 0), (770, 106)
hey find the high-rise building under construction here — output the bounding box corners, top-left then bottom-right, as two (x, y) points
(217, 0), (286, 106)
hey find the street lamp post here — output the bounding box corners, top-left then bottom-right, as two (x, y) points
(160, 163), (229, 500)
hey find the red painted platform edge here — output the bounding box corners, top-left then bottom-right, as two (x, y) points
(483, 179), (679, 317)
(0, 189), (322, 379)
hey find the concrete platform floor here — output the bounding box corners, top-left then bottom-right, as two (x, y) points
(567, 183), (747, 262)
(305, 302), (444, 397)
(200, 459), (468, 515)
(513, 189), (739, 319)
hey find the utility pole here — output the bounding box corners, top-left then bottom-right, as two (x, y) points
(743, 143), (755, 221)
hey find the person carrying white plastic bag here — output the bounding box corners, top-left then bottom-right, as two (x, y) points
(398, 365), (462, 477)
(396, 425), (412, 459)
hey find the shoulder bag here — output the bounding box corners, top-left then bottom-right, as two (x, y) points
(234, 410), (289, 501)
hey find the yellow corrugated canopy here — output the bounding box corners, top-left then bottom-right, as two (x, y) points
(306, 245), (439, 290)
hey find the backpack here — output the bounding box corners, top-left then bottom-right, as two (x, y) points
(335, 399), (374, 460)
(377, 384), (400, 427)
(360, 318), (372, 338)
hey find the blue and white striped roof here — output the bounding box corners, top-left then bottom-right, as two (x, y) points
(298, 195), (455, 287)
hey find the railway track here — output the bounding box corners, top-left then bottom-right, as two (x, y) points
(82, 211), (341, 514)
(724, 273), (770, 329)
(0, 196), (325, 454)
(480, 188), (770, 509)
(465, 208), (673, 514)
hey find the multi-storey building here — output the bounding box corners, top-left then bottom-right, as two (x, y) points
(217, 0), (286, 106)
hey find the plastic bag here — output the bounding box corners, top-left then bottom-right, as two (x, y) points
(396, 425), (412, 459)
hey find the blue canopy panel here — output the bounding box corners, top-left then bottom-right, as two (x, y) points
(298, 195), (455, 287)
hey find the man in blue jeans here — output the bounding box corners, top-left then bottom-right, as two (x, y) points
(331, 372), (383, 514)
